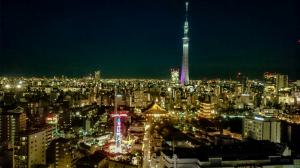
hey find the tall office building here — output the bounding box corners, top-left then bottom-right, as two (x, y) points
(180, 2), (190, 85)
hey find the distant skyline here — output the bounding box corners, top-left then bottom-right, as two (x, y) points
(1, 0), (300, 79)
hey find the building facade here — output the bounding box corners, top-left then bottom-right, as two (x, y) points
(0, 107), (27, 147)
(14, 128), (48, 168)
(243, 116), (281, 143)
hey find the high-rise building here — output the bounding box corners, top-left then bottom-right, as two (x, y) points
(94, 70), (101, 81)
(46, 113), (58, 133)
(264, 72), (277, 84)
(180, 2), (190, 85)
(14, 128), (48, 167)
(236, 72), (248, 93)
(243, 116), (281, 143)
(170, 68), (179, 84)
(276, 74), (288, 92)
(0, 106), (27, 147)
(47, 138), (73, 168)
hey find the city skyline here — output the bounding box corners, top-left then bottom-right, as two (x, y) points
(1, 0), (300, 79)
(1, 1), (300, 167)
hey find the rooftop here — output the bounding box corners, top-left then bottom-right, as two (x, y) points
(162, 139), (287, 161)
(143, 102), (168, 115)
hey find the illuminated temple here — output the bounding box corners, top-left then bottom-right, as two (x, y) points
(143, 102), (168, 119)
(198, 94), (215, 118)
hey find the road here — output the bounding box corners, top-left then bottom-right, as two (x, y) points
(143, 123), (151, 168)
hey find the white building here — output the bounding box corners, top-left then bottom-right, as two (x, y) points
(14, 128), (48, 167)
(155, 152), (298, 168)
(243, 116), (281, 143)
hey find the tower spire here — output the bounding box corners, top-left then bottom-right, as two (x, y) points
(185, 1), (189, 17)
(180, 1), (190, 85)
(184, 1), (189, 37)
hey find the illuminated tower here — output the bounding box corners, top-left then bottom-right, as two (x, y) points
(113, 93), (122, 153)
(110, 93), (128, 153)
(180, 2), (190, 85)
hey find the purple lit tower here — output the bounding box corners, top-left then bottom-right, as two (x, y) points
(180, 2), (190, 85)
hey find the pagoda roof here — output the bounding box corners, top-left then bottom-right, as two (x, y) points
(143, 102), (168, 115)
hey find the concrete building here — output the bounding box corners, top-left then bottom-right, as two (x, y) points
(153, 141), (295, 168)
(75, 151), (106, 168)
(94, 70), (101, 81)
(243, 116), (281, 143)
(276, 74), (288, 92)
(0, 106), (27, 147)
(47, 138), (73, 168)
(157, 153), (299, 168)
(133, 91), (149, 108)
(14, 128), (48, 168)
(264, 72), (277, 84)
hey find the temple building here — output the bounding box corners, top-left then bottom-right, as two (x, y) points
(198, 95), (216, 118)
(143, 103), (168, 119)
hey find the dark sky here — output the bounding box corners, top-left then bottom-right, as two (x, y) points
(1, 0), (300, 79)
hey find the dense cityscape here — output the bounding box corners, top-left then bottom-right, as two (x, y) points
(1, 69), (300, 167)
(1, 0), (300, 168)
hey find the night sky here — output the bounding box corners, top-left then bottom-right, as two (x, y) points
(1, 0), (300, 79)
